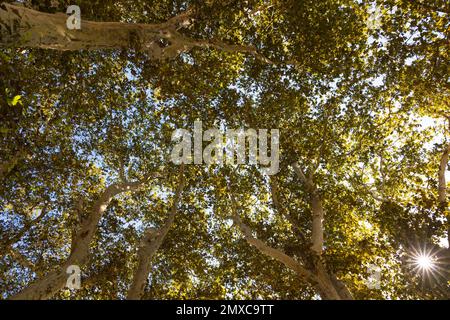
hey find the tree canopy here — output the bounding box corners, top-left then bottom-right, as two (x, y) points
(0, 0), (449, 300)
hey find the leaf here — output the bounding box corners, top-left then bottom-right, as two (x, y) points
(12, 95), (22, 106)
(7, 95), (22, 107)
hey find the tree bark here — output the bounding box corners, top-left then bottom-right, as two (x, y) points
(231, 210), (315, 282)
(230, 196), (353, 299)
(127, 171), (185, 300)
(313, 261), (354, 300)
(0, 3), (272, 62)
(291, 162), (353, 299)
(329, 272), (354, 300)
(438, 143), (450, 251)
(438, 144), (449, 204)
(0, 3), (186, 54)
(9, 177), (153, 300)
(292, 162), (324, 255)
(314, 265), (341, 300)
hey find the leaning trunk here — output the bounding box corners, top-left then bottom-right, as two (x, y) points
(9, 180), (149, 300)
(313, 262), (353, 300)
(0, 3), (162, 51)
(127, 169), (184, 300)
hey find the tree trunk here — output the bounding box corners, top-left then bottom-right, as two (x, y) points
(291, 162), (353, 299)
(127, 174), (184, 300)
(314, 263), (353, 300)
(438, 143), (450, 252)
(0, 3), (189, 55)
(9, 179), (151, 300)
(292, 162), (324, 254)
(310, 190), (324, 254)
(314, 271), (341, 300)
(0, 3), (272, 62)
(230, 191), (353, 299)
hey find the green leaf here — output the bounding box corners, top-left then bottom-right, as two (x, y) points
(7, 95), (22, 106)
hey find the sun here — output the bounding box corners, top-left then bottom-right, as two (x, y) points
(406, 245), (446, 283)
(414, 254), (434, 271)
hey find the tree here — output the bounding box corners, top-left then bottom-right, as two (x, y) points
(0, 0), (448, 300)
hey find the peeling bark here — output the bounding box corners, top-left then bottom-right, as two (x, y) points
(309, 192), (325, 254)
(127, 171), (185, 300)
(0, 3), (187, 55)
(438, 143), (450, 251)
(310, 260), (354, 300)
(292, 162), (324, 255)
(438, 144), (449, 204)
(0, 3), (272, 62)
(9, 177), (153, 300)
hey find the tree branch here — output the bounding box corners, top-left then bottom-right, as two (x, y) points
(269, 176), (308, 246)
(229, 180), (352, 300)
(292, 162), (324, 255)
(0, 3), (274, 63)
(228, 192), (315, 282)
(9, 174), (155, 300)
(8, 247), (43, 276)
(127, 167), (185, 300)
(0, 205), (47, 257)
(438, 144), (449, 204)
(438, 143), (450, 252)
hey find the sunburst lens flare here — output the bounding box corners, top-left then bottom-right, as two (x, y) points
(406, 245), (446, 283)
(414, 254), (435, 271)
